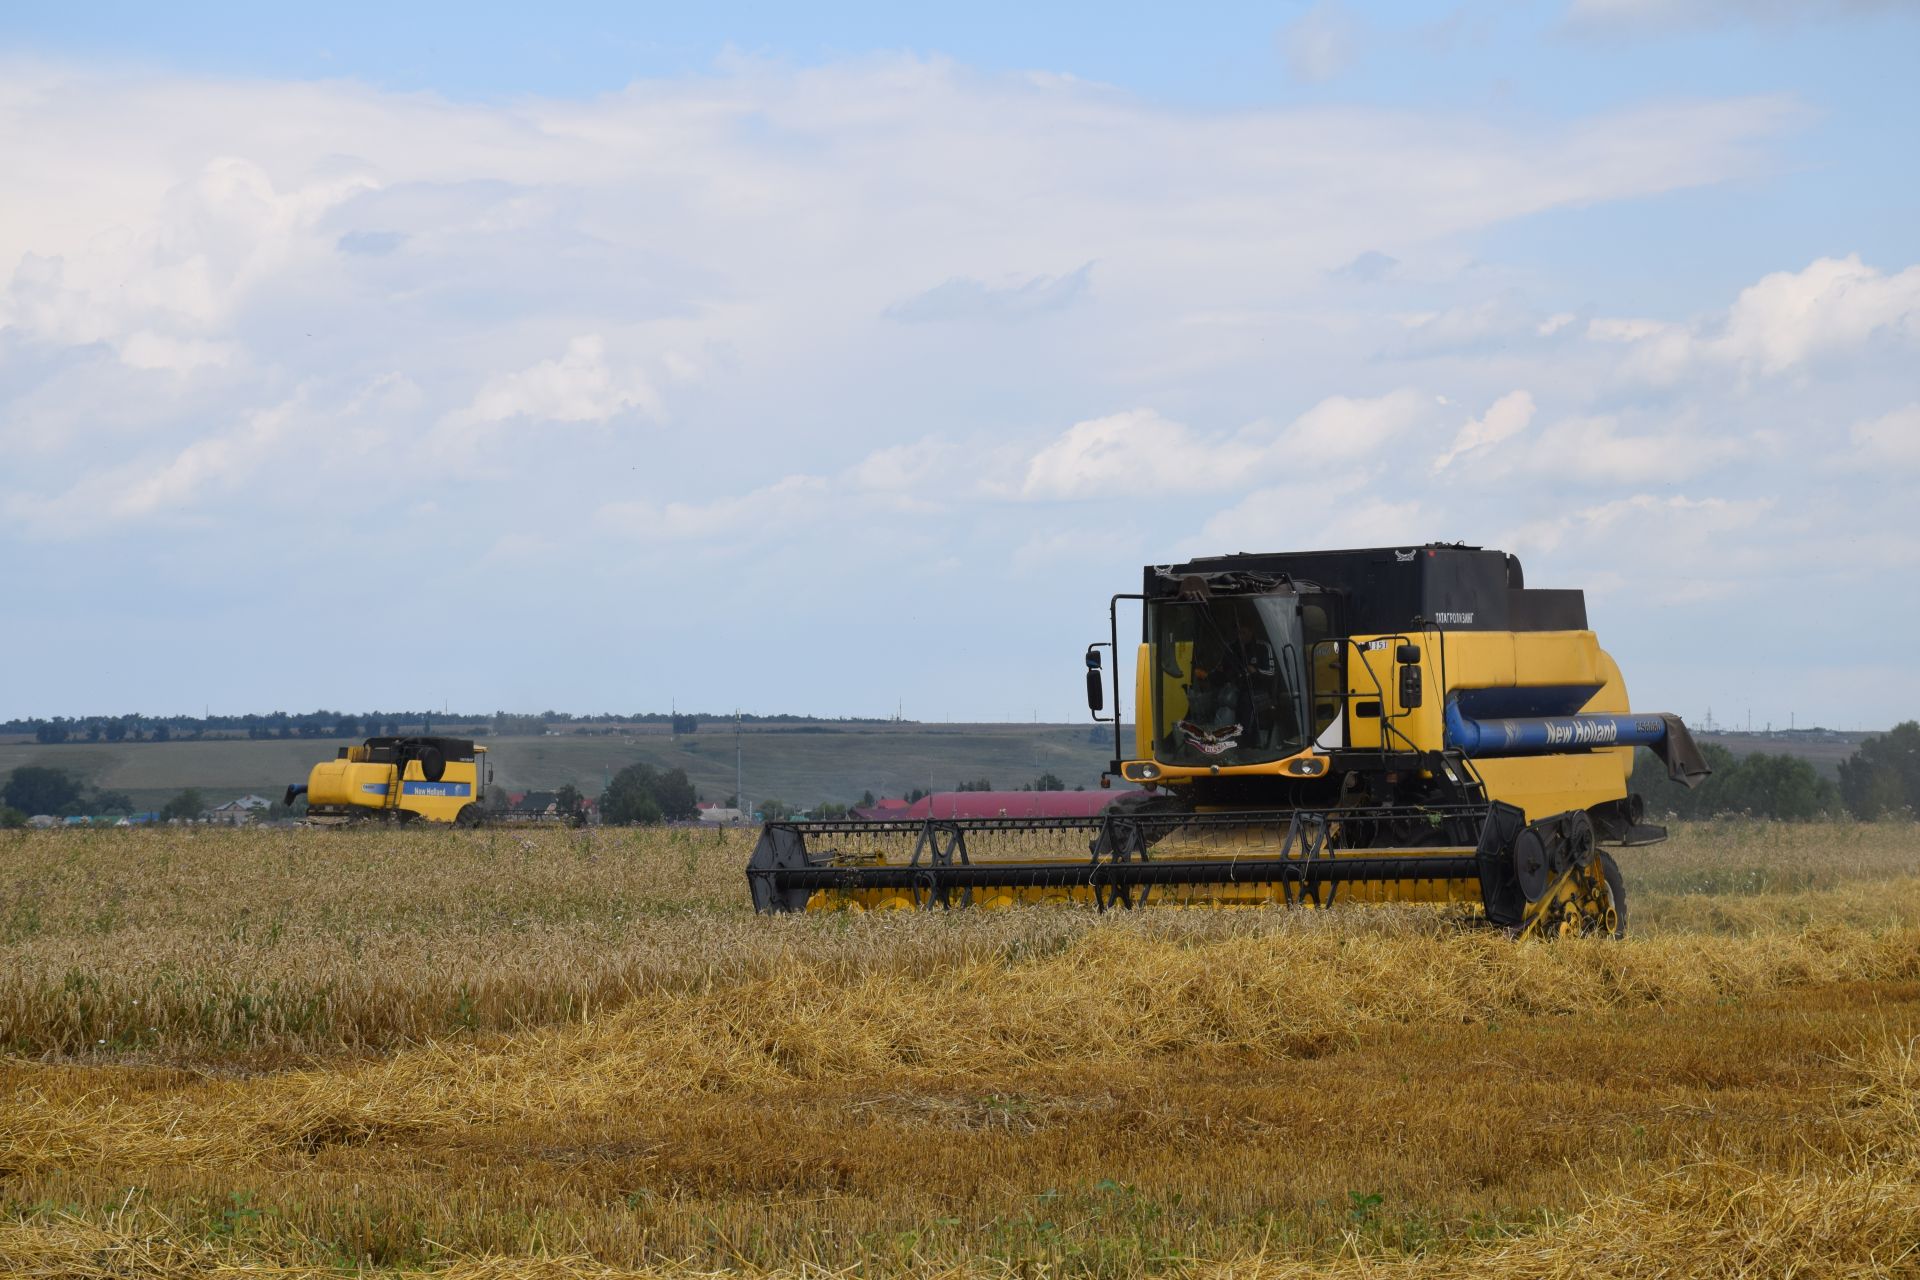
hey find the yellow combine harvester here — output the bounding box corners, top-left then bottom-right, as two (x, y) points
(748, 544), (1707, 937)
(285, 736), (491, 826)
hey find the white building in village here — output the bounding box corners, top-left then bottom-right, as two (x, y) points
(207, 795), (272, 825)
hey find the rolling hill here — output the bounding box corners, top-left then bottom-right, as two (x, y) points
(0, 723), (1127, 813)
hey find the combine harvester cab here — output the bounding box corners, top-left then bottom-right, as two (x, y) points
(286, 736), (491, 826)
(748, 545), (1707, 937)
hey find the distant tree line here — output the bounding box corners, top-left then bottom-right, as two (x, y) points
(161, 788), (207, 822)
(3, 709), (911, 744)
(0, 771), (239, 826)
(0, 765), (137, 824)
(1836, 722), (1920, 818)
(1632, 721), (1920, 820)
(598, 764), (700, 825)
(7, 711), (474, 744)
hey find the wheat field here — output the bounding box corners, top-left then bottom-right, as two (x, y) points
(2, 820), (1918, 1276)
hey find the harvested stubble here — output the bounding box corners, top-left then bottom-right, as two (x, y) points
(3, 1031), (1918, 1278)
(2, 820), (1919, 1277)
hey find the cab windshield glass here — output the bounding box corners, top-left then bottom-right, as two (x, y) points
(1148, 594), (1307, 767)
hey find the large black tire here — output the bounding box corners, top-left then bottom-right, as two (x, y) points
(1092, 791), (1190, 909)
(417, 746), (446, 782)
(1089, 790), (1191, 890)
(1095, 790), (1191, 852)
(1101, 790), (1191, 821)
(454, 804), (483, 829)
(1599, 850), (1628, 939)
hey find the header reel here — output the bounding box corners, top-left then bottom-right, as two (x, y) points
(748, 801), (1625, 937)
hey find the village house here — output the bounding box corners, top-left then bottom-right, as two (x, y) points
(207, 794), (272, 825)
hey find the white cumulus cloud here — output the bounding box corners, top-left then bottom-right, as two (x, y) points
(1713, 255), (1920, 375)
(1017, 392), (1426, 501)
(1585, 255), (1920, 384)
(454, 336), (661, 427)
(0, 53), (1904, 727)
(1524, 416), (1749, 485)
(1434, 390), (1536, 470)
(0, 152), (375, 369)
(1849, 404), (1920, 468)
(8, 400), (296, 537)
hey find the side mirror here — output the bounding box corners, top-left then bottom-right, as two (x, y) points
(1396, 643), (1421, 663)
(1398, 663), (1423, 710)
(1085, 647), (1105, 714)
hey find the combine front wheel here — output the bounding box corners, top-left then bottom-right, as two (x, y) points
(1526, 849), (1628, 941)
(1561, 854), (1626, 939)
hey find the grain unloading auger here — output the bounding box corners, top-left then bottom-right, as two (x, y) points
(749, 545), (1709, 937)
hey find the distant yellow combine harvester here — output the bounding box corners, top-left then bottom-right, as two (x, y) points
(285, 736), (490, 826)
(749, 544), (1709, 938)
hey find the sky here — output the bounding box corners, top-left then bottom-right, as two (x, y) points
(2, 0), (1917, 729)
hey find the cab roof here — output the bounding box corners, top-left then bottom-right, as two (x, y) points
(1147, 544), (1585, 633)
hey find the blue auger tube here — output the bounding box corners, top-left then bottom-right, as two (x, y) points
(1443, 700), (1673, 757)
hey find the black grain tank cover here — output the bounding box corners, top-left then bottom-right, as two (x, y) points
(1149, 545), (1586, 634)
(358, 736), (479, 764)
